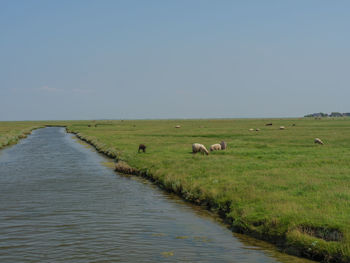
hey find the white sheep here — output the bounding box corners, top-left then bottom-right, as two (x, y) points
(192, 143), (209, 155)
(210, 144), (222, 151)
(280, 126), (285, 130)
(314, 138), (324, 145)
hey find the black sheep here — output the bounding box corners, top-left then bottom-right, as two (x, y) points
(138, 144), (146, 153)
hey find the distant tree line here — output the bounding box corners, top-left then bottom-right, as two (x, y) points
(304, 112), (350, 117)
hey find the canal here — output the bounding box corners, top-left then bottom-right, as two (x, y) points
(0, 127), (314, 262)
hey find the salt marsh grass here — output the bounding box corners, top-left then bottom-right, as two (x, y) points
(0, 121), (44, 149)
(2, 118), (350, 261)
(67, 118), (350, 262)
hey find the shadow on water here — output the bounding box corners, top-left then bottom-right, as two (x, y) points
(0, 127), (316, 263)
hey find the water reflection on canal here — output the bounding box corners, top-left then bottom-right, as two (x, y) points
(0, 127), (314, 262)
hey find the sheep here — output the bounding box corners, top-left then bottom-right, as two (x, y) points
(249, 128), (254, 131)
(210, 144), (222, 151)
(314, 138), (324, 145)
(220, 141), (227, 150)
(265, 123), (273, 126)
(138, 144), (146, 153)
(192, 143), (209, 155)
(280, 126), (285, 130)
(255, 128), (260, 132)
(175, 125), (181, 128)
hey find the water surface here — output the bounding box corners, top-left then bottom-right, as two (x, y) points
(0, 127), (314, 262)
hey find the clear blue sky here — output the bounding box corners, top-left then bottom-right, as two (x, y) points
(1, 0), (349, 120)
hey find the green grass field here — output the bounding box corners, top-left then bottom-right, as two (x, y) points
(0, 121), (45, 149)
(1, 118), (350, 262)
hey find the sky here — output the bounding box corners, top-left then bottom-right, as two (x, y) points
(1, 0), (350, 120)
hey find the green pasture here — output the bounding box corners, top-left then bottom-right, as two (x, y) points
(1, 118), (350, 262)
(0, 121), (44, 149)
(66, 118), (350, 262)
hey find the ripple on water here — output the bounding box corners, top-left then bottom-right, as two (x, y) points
(0, 128), (315, 263)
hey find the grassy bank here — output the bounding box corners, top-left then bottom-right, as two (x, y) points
(2, 119), (349, 262)
(0, 121), (45, 149)
(66, 118), (350, 262)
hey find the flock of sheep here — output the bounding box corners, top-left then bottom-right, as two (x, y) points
(192, 141), (227, 155)
(137, 123), (324, 155)
(249, 123), (324, 145)
(249, 125), (287, 131)
(138, 141), (227, 155)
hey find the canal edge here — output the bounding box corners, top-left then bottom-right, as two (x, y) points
(65, 126), (345, 263)
(0, 126), (44, 150)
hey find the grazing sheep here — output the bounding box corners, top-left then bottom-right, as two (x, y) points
(265, 123), (273, 126)
(192, 143), (209, 155)
(249, 128), (254, 131)
(210, 144), (222, 151)
(255, 128), (260, 132)
(175, 125), (181, 128)
(280, 126), (285, 130)
(220, 141), (227, 150)
(138, 144), (146, 153)
(314, 138), (324, 145)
